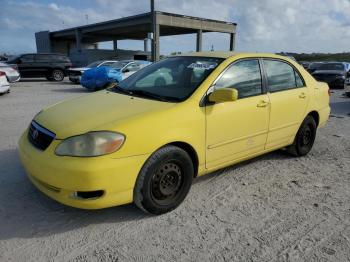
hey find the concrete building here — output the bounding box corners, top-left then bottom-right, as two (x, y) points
(35, 11), (237, 66)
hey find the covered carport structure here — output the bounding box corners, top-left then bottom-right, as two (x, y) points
(36, 11), (237, 62)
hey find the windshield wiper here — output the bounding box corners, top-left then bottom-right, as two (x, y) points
(127, 89), (173, 102)
(109, 84), (133, 96)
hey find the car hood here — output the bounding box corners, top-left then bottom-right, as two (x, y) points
(34, 91), (174, 139)
(312, 70), (345, 75)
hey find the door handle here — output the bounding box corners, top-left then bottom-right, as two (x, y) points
(299, 92), (307, 99)
(257, 100), (269, 108)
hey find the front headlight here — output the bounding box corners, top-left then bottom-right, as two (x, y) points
(55, 131), (125, 157)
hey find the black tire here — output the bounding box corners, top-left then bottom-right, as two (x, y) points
(134, 145), (194, 215)
(287, 115), (317, 157)
(346, 92), (350, 98)
(51, 69), (64, 81)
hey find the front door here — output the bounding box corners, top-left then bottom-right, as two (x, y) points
(205, 59), (270, 169)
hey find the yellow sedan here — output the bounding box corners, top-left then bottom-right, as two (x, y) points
(18, 52), (330, 214)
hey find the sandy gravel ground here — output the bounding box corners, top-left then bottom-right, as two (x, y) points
(0, 79), (349, 262)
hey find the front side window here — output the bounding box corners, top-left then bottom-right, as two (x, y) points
(112, 56), (223, 102)
(264, 60), (304, 92)
(124, 62), (141, 72)
(111, 61), (132, 70)
(215, 59), (263, 99)
(35, 55), (51, 62)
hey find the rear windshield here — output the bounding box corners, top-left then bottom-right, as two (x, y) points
(318, 63), (345, 71)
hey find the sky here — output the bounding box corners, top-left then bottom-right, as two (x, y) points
(1, 0), (350, 55)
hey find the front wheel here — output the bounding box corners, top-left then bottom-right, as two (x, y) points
(134, 145), (194, 215)
(286, 116), (317, 156)
(51, 69), (64, 81)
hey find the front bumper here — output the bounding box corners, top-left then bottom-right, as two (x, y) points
(7, 74), (20, 83)
(0, 84), (10, 94)
(325, 79), (344, 89)
(69, 75), (81, 83)
(18, 130), (150, 209)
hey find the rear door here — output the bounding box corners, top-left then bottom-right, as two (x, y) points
(263, 59), (309, 149)
(34, 54), (52, 76)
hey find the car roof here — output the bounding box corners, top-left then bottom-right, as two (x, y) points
(175, 51), (294, 60)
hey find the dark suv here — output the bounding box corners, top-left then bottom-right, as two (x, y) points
(7, 53), (72, 81)
(312, 62), (350, 89)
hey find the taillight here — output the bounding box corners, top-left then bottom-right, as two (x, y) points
(0, 71), (5, 77)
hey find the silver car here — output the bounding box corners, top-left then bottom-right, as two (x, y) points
(0, 62), (20, 82)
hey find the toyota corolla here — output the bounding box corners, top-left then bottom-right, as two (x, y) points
(18, 52), (330, 215)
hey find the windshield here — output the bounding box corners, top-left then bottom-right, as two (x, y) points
(112, 56), (223, 102)
(87, 61), (101, 68)
(318, 63), (345, 71)
(111, 61), (132, 70)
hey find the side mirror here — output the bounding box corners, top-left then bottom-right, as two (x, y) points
(123, 68), (130, 73)
(208, 88), (238, 104)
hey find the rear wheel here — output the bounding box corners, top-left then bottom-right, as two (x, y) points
(287, 116), (317, 156)
(51, 69), (64, 81)
(134, 145), (193, 215)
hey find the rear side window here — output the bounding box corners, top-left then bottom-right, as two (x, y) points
(215, 59), (263, 99)
(55, 55), (70, 62)
(263, 60), (304, 92)
(35, 54), (51, 62)
(21, 55), (34, 62)
(34, 54), (70, 62)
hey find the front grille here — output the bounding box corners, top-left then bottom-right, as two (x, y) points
(28, 121), (56, 150)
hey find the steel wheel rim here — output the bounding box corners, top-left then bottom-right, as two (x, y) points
(53, 70), (63, 80)
(150, 161), (183, 205)
(300, 124), (313, 147)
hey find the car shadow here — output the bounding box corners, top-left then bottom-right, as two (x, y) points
(193, 150), (293, 185)
(0, 147), (293, 241)
(330, 100), (350, 117)
(18, 78), (49, 82)
(0, 149), (148, 241)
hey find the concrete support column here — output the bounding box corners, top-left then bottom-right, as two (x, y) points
(230, 33), (235, 51)
(113, 40), (118, 57)
(144, 39), (148, 52)
(113, 40), (118, 51)
(152, 23), (160, 62)
(196, 29), (203, 52)
(75, 29), (82, 52)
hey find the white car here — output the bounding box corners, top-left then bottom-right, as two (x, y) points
(67, 60), (118, 83)
(0, 62), (20, 82)
(0, 71), (10, 95)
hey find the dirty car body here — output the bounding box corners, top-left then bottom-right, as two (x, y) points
(18, 52), (330, 214)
